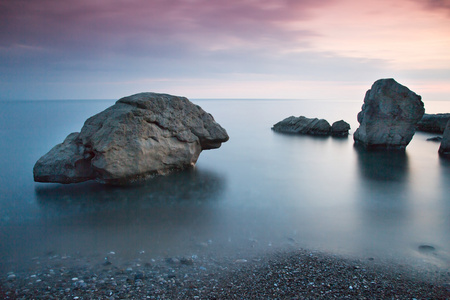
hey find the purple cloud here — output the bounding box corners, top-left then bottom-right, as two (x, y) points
(0, 0), (330, 57)
(1, 0), (448, 100)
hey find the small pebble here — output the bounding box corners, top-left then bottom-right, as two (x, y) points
(0, 249), (447, 298)
(7, 274), (16, 280)
(180, 257), (194, 265)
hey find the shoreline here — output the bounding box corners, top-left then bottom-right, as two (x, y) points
(2, 249), (449, 299)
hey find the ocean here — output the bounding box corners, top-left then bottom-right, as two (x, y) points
(0, 98), (449, 273)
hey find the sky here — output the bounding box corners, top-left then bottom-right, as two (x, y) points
(1, 0), (450, 101)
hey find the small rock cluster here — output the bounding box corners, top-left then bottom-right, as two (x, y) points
(272, 78), (450, 157)
(272, 116), (351, 137)
(420, 114), (450, 156)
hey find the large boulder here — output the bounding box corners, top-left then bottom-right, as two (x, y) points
(272, 116), (331, 135)
(417, 113), (450, 133)
(34, 93), (229, 184)
(353, 78), (424, 150)
(438, 120), (450, 157)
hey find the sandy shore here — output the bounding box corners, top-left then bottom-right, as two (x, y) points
(1, 249), (449, 299)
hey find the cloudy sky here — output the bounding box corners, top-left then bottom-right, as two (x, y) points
(1, 0), (449, 100)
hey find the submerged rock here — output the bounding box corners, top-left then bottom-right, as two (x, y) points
(34, 92), (229, 184)
(272, 116), (331, 135)
(417, 113), (450, 133)
(353, 78), (424, 150)
(438, 120), (450, 157)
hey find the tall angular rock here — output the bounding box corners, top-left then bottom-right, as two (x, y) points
(34, 93), (229, 184)
(353, 79), (424, 150)
(439, 120), (450, 157)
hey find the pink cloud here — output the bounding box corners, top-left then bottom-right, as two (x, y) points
(1, 0), (449, 100)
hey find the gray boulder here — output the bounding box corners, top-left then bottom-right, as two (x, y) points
(331, 120), (351, 136)
(417, 113), (450, 133)
(272, 116), (331, 135)
(34, 92), (229, 184)
(438, 120), (450, 157)
(353, 78), (424, 150)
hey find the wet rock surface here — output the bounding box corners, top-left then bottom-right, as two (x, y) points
(417, 113), (450, 133)
(33, 93), (229, 184)
(354, 78), (424, 150)
(272, 116), (350, 136)
(1, 249), (448, 299)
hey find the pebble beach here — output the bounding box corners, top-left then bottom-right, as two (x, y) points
(2, 248), (449, 299)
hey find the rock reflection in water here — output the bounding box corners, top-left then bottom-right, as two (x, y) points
(31, 168), (226, 261)
(354, 145), (409, 182)
(353, 146), (414, 261)
(35, 167), (225, 214)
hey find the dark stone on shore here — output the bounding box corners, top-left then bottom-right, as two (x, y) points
(331, 120), (351, 136)
(166, 257), (180, 264)
(180, 257), (194, 265)
(272, 116), (331, 135)
(427, 136), (442, 142)
(438, 120), (450, 157)
(354, 78), (424, 150)
(417, 113), (450, 133)
(134, 272), (145, 280)
(33, 92), (229, 184)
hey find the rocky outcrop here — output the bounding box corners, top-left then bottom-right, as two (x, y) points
(331, 120), (351, 137)
(438, 120), (450, 157)
(353, 78), (424, 150)
(417, 113), (450, 133)
(34, 92), (229, 184)
(272, 116), (331, 135)
(272, 116), (350, 136)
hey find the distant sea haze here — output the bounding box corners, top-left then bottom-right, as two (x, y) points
(0, 99), (449, 273)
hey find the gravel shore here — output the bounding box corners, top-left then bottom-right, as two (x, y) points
(1, 249), (449, 299)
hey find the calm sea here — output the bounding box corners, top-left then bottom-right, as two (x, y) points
(0, 99), (449, 273)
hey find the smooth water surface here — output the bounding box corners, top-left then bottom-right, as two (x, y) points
(0, 99), (449, 272)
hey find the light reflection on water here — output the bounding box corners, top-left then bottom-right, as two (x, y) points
(0, 99), (449, 272)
